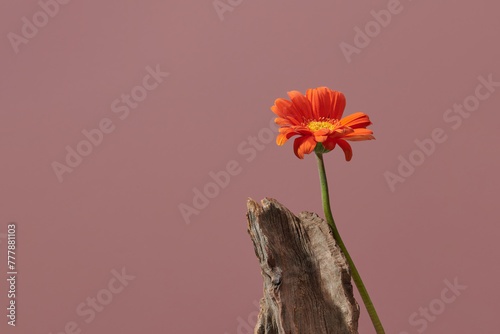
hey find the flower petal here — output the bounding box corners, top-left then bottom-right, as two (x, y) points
(276, 126), (309, 146)
(271, 103), (286, 118)
(305, 88), (325, 119)
(277, 133), (291, 146)
(306, 87), (346, 120)
(331, 90), (347, 120)
(275, 117), (294, 126)
(313, 128), (331, 142)
(339, 112), (372, 129)
(323, 137), (337, 151)
(279, 126), (310, 135)
(293, 136), (317, 159)
(333, 127), (354, 138)
(343, 128), (375, 141)
(287, 90), (314, 121)
(271, 100), (302, 125)
(337, 139), (353, 161)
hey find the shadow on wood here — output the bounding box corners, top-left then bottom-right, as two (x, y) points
(247, 198), (360, 334)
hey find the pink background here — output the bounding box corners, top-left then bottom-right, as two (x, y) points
(1, 0), (499, 333)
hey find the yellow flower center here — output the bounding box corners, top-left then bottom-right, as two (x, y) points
(307, 120), (337, 132)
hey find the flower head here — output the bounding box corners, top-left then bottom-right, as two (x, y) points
(271, 87), (374, 160)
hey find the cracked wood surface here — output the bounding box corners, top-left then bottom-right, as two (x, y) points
(247, 198), (359, 334)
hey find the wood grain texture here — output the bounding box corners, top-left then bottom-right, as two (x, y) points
(247, 198), (359, 334)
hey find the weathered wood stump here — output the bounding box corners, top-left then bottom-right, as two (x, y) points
(247, 198), (360, 334)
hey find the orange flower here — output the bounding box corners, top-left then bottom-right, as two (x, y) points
(272, 87), (374, 160)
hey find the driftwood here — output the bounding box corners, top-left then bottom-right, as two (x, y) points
(247, 198), (359, 334)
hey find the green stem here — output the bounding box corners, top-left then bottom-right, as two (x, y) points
(315, 152), (385, 334)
